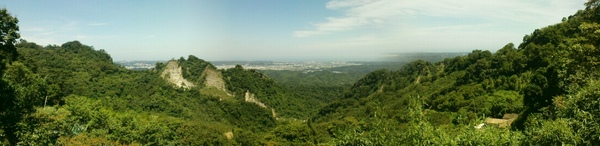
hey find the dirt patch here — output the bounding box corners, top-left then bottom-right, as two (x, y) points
(484, 113), (518, 128)
(415, 76), (421, 84)
(160, 61), (195, 88)
(224, 131), (234, 140)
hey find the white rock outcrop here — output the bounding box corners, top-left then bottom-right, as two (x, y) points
(160, 61), (195, 88)
(203, 67), (228, 92)
(244, 91), (267, 108)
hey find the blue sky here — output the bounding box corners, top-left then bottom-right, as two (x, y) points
(2, 0), (588, 61)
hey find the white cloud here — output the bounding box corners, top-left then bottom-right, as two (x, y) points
(326, 0), (376, 9)
(294, 0), (587, 38)
(294, 16), (371, 37)
(20, 20), (117, 46)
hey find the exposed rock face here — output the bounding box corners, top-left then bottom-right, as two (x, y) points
(243, 91), (278, 118)
(204, 67), (227, 92)
(244, 91), (267, 108)
(160, 61), (195, 88)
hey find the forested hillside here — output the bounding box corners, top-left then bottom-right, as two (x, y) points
(3, 36), (341, 145)
(2, 1), (600, 145)
(310, 1), (600, 145)
(6, 40), (282, 145)
(258, 62), (406, 118)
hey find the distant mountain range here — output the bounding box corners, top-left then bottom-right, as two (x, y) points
(114, 60), (164, 70)
(383, 52), (468, 62)
(115, 53), (468, 71)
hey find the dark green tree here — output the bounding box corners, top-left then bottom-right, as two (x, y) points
(0, 8), (21, 144)
(0, 8), (19, 74)
(1, 62), (45, 144)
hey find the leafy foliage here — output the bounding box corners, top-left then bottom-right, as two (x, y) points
(0, 8), (25, 145)
(312, 1), (600, 144)
(222, 65), (311, 118)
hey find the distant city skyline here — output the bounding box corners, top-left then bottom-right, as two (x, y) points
(2, 0), (587, 61)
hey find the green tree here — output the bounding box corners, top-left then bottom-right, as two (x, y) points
(0, 62), (46, 144)
(586, 0), (600, 8)
(0, 8), (19, 73)
(0, 8), (21, 145)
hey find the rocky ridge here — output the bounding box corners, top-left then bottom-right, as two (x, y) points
(160, 61), (195, 88)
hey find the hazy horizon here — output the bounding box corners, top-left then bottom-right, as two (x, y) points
(114, 51), (469, 62)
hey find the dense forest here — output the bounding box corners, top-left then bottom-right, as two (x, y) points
(2, 1), (600, 145)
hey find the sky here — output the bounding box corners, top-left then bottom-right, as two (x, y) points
(1, 0), (589, 61)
